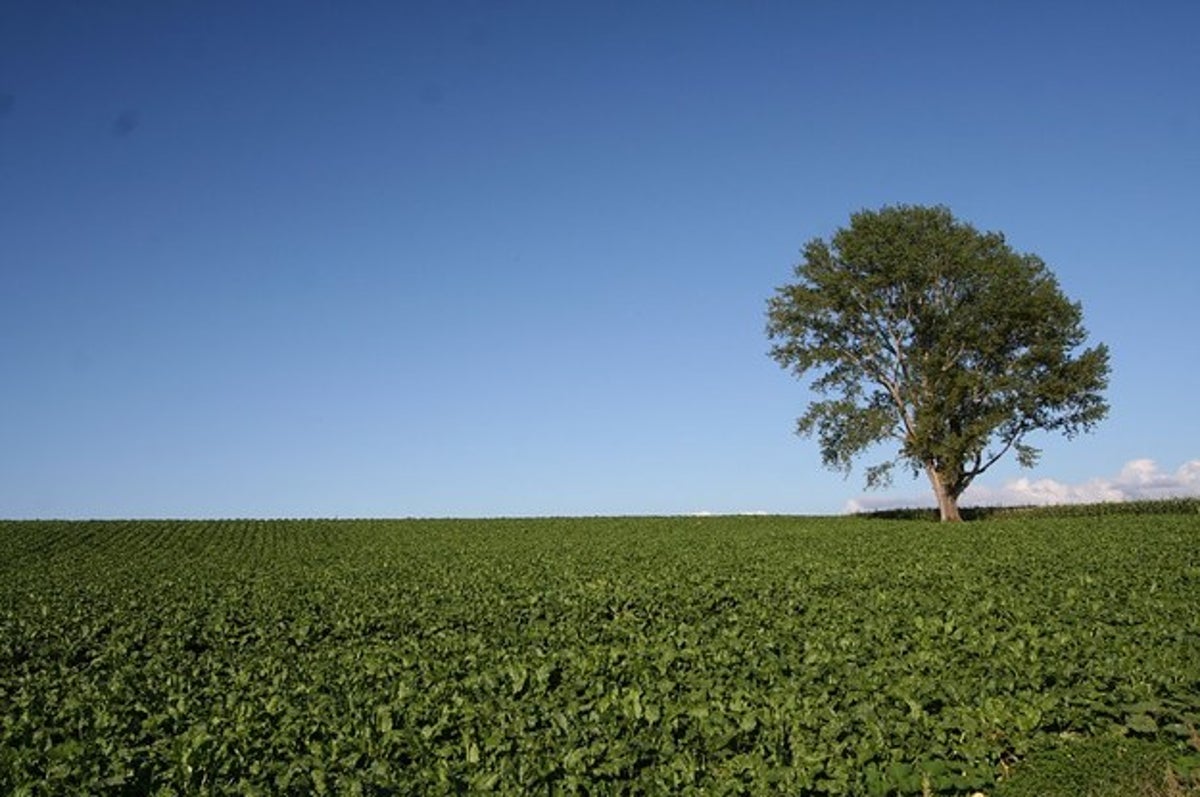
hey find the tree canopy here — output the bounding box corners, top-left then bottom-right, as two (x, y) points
(766, 205), (1110, 521)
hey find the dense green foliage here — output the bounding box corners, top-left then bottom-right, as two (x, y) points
(766, 205), (1110, 521)
(860, 497), (1200, 522)
(993, 736), (1189, 797)
(2, 514), (1198, 794)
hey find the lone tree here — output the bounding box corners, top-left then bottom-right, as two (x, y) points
(766, 205), (1110, 522)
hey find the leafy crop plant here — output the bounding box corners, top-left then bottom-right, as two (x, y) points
(1, 512), (1197, 794)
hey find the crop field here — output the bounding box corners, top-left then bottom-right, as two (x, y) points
(2, 513), (1199, 795)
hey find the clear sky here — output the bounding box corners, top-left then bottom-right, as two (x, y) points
(2, 1), (1197, 518)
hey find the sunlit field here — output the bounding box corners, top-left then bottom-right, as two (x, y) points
(2, 510), (1198, 794)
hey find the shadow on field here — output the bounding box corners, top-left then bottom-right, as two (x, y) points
(858, 498), (1200, 522)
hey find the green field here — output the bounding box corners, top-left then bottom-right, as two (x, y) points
(2, 513), (1199, 795)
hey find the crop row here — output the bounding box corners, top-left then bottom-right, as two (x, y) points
(2, 516), (1198, 794)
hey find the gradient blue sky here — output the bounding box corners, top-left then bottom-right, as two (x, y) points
(2, 1), (1197, 518)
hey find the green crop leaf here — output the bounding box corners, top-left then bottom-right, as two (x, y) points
(1126, 714), (1159, 734)
(1, 514), (1197, 794)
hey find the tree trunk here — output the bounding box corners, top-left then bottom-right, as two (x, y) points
(925, 464), (963, 522)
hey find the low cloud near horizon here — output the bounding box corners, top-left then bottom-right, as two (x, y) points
(845, 459), (1200, 514)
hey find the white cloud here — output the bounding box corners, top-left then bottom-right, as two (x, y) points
(844, 494), (923, 514)
(844, 459), (1200, 513)
(968, 458), (1200, 506)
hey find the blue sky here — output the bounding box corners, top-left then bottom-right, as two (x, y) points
(2, 1), (1197, 518)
